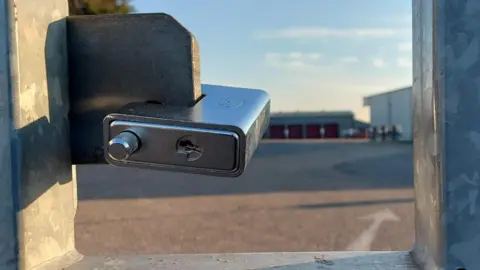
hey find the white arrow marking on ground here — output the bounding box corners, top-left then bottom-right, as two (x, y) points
(346, 208), (400, 251)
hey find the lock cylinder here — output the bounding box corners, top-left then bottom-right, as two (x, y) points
(108, 131), (140, 161)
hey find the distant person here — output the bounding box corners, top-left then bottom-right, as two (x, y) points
(371, 126), (377, 141)
(385, 126), (392, 140)
(391, 125), (398, 141)
(380, 126), (386, 141)
(320, 127), (325, 138)
(283, 127), (289, 139)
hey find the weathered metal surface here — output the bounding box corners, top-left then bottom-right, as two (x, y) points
(0, 0), (77, 269)
(412, 0), (480, 269)
(45, 252), (418, 270)
(67, 13), (202, 164)
(0, 2), (17, 269)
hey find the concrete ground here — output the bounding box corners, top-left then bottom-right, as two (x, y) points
(75, 141), (414, 256)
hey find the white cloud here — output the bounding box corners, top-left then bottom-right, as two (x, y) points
(255, 27), (410, 39)
(396, 57), (412, 68)
(373, 58), (387, 68)
(340, 56), (360, 64)
(397, 42), (412, 52)
(307, 53), (322, 60)
(288, 52), (303, 59)
(380, 14), (412, 26)
(265, 52), (323, 71)
(285, 52), (322, 61)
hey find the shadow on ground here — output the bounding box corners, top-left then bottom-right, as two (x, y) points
(253, 141), (360, 158)
(294, 198), (414, 210)
(77, 142), (413, 200)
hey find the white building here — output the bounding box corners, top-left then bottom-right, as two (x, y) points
(363, 86), (413, 141)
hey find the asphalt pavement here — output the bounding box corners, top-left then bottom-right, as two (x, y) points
(75, 141), (414, 255)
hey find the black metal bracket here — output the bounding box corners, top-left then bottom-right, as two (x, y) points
(67, 13), (201, 164)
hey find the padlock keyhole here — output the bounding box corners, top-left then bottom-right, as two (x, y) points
(176, 136), (203, 161)
(178, 139), (194, 148)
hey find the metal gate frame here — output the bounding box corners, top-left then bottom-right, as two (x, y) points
(0, 0), (478, 269)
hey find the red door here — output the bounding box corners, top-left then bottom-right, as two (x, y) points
(324, 123), (339, 138)
(269, 125), (285, 139)
(358, 128), (367, 138)
(288, 125), (303, 139)
(306, 124), (322, 138)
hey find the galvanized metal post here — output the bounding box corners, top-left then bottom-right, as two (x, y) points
(7, 0), (480, 268)
(0, 0), (77, 269)
(412, 1), (480, 269)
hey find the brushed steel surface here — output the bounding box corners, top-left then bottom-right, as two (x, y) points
(108, 121), (239, 172)
(103, 85), (270, 177)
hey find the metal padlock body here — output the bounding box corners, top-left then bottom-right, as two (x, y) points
(103, 85), (270, 177)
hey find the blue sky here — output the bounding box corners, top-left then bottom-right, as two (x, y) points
(133, 0), (412, 121)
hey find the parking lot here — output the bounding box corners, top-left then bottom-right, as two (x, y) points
(75, 141), (414, 255)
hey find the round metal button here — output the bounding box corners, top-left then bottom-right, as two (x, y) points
(108, 131), (140, 161)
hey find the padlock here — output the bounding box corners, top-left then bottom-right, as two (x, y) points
(103, 85), (270, 177)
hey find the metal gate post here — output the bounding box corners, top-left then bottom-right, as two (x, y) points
(6, 0), (480, 269)
(412, 1), (480, 269)
(0, 0), (77, 269)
